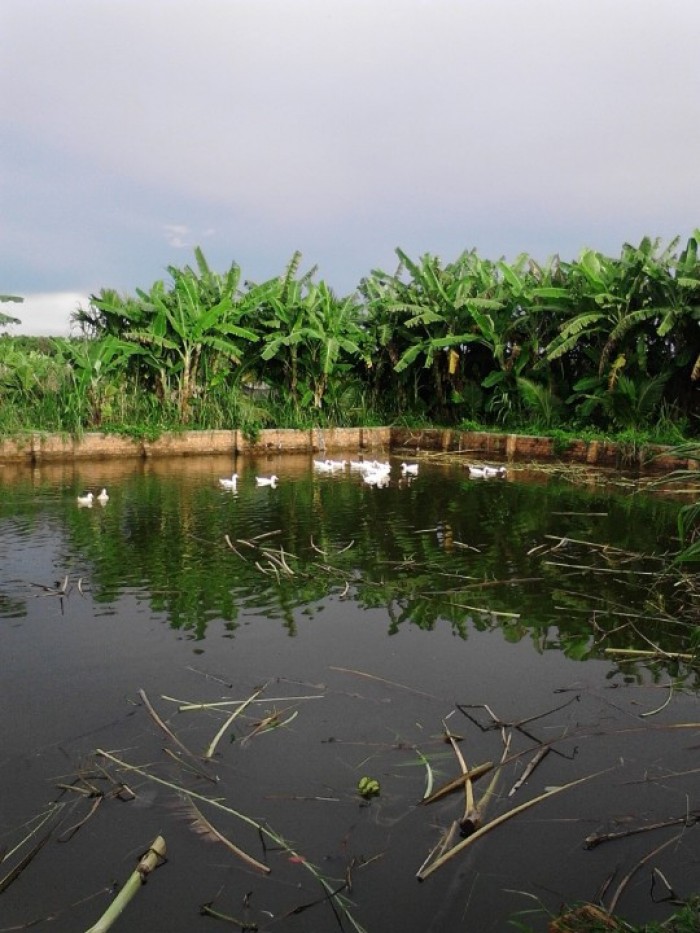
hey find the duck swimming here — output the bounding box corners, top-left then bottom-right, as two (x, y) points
(370, 460), (391, 474)
(468, 464), (507, 479)
(401, 462), (419, 475)
(97, 488), (109, 502)
(256, 475), (278, 487)
(219, 473), (238, 489)
(363, 469), (390, 488)
(76, 492), (94, 506)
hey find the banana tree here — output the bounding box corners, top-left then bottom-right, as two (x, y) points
(124, 275), (260, 421)
(54, 335), (145, 427)
(546, 236), (700, 424)
(73, 288), (148, 339)
(254, 251), (319, 406)
(382, 249), (506, 417)
(299, 282), (368, 410)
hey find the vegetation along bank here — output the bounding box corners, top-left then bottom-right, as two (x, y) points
(0, 233), (698, 445)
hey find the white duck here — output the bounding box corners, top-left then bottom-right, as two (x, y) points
(363, 469), (390, 488)
(401, 462), (419, 476)
(97, 488), (109, 502)
(219, 473), (238, 489)
(468, 464), (506, 479)
(76, 492), (94, 506)
(370, 460), (391, 474)
(313, 459), (334, 472)
(256, 475), (278, 487)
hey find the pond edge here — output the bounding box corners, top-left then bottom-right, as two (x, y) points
(0, 427), (694, 474)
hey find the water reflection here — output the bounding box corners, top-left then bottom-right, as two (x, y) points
(0, 454), (691, 667)
(1, 455), (698, 933)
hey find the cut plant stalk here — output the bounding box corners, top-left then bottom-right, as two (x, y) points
(507, 746), (550, 797)
(443, 722), (478, 833)
(204, 682), (269, 759)
(413, 746), (435, 800)
(421, 760), (493, 806)
(417, 769), (606, 881)
(0, 803), (64, 894)
(606, 832), (681, 915)
(139, 688), (216, 782)
(604, 647), (695, 662)
(95, 750), (367, 933)
(163, 693), (324, 711)
(84, 835), (166, 933)
(584, 809), (700, 849)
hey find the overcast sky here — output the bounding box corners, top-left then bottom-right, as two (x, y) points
(2, 0), (699, 336)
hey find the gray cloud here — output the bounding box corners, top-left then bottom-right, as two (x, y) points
(2, 0), (699, 334)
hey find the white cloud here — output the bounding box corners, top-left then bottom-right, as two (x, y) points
(5, 293), (87, 337)
(163, 224), (191, 249)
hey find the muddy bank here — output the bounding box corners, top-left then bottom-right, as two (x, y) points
(0, 426), (694, 473)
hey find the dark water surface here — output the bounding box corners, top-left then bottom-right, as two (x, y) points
(1, 454), (698, 932)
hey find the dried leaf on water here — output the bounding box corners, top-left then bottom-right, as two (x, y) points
(174, 796), (270, 874)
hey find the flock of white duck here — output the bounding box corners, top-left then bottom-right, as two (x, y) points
(317, 458), (403, 487)
(217, 458), (506, 492)
(76, 459), (506, 505)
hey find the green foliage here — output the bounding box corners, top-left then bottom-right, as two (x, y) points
(103, 422), (166, 442)
(549, 429), (574, 455)
(516, 376), (562, 429)
(4, 233), (700, 437)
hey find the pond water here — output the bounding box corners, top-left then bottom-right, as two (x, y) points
(1, 453), (698, 933)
